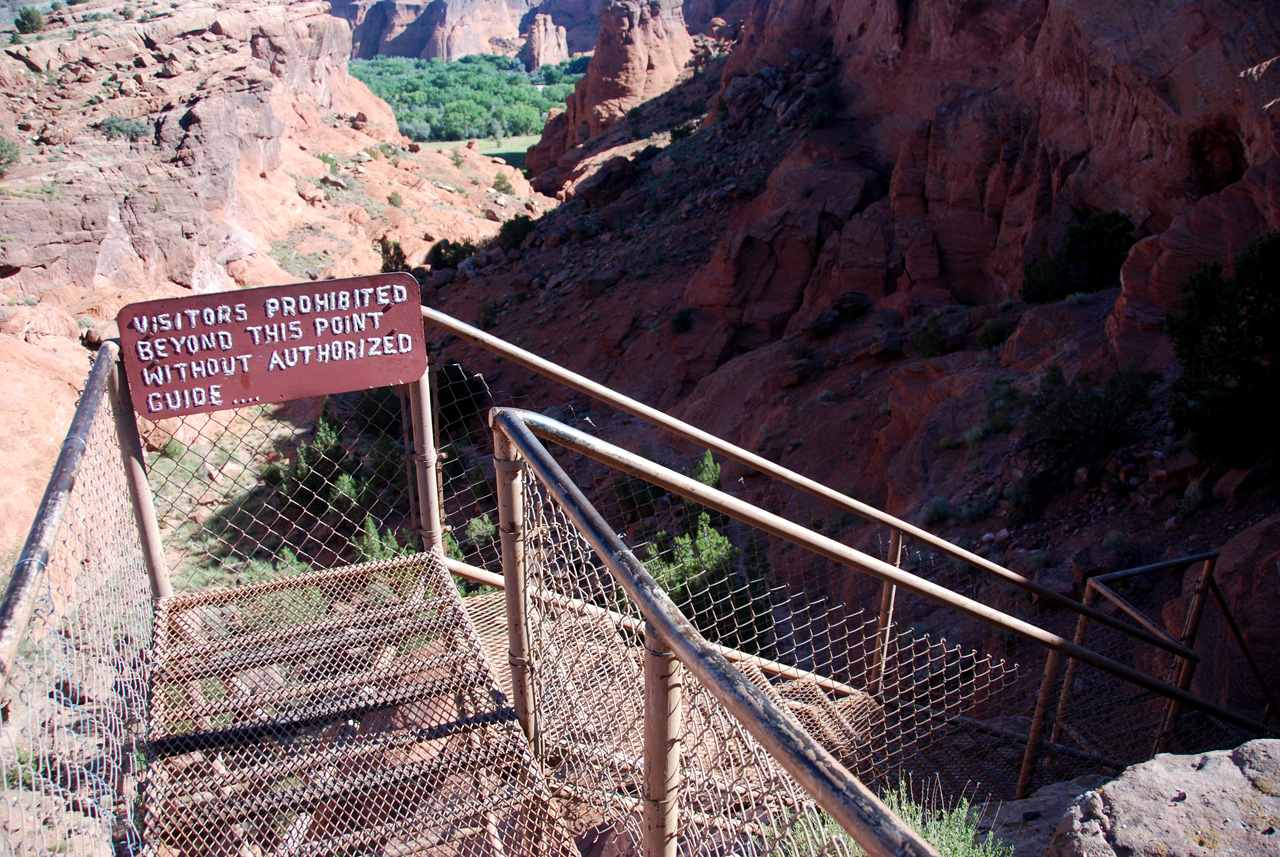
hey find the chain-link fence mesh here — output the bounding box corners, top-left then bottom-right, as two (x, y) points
(146, 551), (576, 857)
(1036, 571), (1253, 789)
(512, 430), (1038, 854)
(0, 359), (153, 857)
(428, 331), (1269, 803)
(2, 317), (1273, 856)
(141, 386), (420, 593)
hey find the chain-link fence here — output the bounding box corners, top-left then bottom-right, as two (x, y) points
(2, 306), (1274, 856)
(425, 312), (1273, 803)
(142, 386), (420, 592)
(0, 349), (153, 856)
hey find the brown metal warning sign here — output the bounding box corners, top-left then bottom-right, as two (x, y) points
(117, 273), (426, 418)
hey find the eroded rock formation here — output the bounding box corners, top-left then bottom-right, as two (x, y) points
(717, 0), (1280, 316)
(527, 0), (693, 190)
(520, 12), (570, 68)
(332, 0), (604, 62)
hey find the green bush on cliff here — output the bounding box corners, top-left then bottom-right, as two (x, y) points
(14, 7), (43, 34)
(1022, 210), (1137, 303)
(0, 139), (18, 178)
(1012, 364), (1158, 514)
(1167, 231), (1280, 465)
(97, 116), (150, 143)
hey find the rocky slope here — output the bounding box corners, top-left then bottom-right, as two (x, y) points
(0, 0), (548, 556)
(431, 0), (1280, 713)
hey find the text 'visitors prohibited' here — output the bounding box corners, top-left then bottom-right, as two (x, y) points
(117, 273), (427, 418)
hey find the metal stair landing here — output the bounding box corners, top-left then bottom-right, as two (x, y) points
(146, 553), (576, 857)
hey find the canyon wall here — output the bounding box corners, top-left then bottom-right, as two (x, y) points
(526, 0), (693, 188)
(708, 0), (1280, 315)
(330, 0), (747, 65)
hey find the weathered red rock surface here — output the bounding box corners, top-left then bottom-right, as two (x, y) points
(521, 12), (571, 69)
(0, 0), (548, 556)
(722, 0), (1279, 312)
(526, 0), (694, 189)
(333, 0), (601, 61)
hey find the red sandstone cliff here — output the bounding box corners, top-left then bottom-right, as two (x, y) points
(331, 0), (747, 65)
(526, 0), (694, 190)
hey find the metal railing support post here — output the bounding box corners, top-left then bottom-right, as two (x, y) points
(644, 621), (683, 857)
(869, 529), (903, 697)
(494, 427), (538, 750)
(408, 367), (444, 555)
(1155, 557), (1213, 754)
(107, 346), (171, 602)
(1017, 648), (1063, 798)
(1050, 586), (1095, 744)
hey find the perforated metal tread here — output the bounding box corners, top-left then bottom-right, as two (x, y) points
(146, 553), (575, 857)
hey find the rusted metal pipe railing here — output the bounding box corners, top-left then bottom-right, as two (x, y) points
(869, 529), (902, 697)
(408, 367), (444, 555)
(0, 344), (118, 702)
(1017, 649), (1064, 798)
(494, 426), (537, 750)
(498, 408), (1272, 738)
(422, 307), (1201, 657)
(643, 622), (683, 857)
(492, 409), (940, 857)
(1206, 575), (1280, 728)
(108, 345), (171, 602)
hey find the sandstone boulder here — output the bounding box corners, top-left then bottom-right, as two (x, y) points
(1049, 740), (1280, 857)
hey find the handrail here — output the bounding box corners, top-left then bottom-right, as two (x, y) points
(422, 307), (1195, 657)
(494, 408), (1272, 737)
(490, 408), (939, 857)
(0, 342), (119, 702)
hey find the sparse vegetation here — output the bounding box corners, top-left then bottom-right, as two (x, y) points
(492, 172), (515, 195)
(387, 190), (403, 207)
(922, 497), (952, 527)
(644, 512), (773, 651)
(1022, 210), (1136, 303)
(671, 306), (693, 332)
(786, 782), (1011, 857)
(14, 7), (43, 34)
(96, 115), (150, 143)
(433, 237), (481, 269)
(1167, 230), (1280, 465)
(976, 319), (1010, 350)
(379, 237), (407, 273)
(0, 139), (18, 179)
(670, 123), (694, 142)
(497, 214), (535, 249)
(1013, 364), (1159, 515)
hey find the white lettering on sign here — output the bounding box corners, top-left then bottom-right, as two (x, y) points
(118, 276), (424, 418)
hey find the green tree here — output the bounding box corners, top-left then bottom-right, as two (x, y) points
(379, 236), (407, 273)
(1013, 364), (1158, 514)
(644, 513), (773, 651)
(14, 7), (43, 34)
(1167, 231), (1280, 465)
(1022, 211), (1137, 303)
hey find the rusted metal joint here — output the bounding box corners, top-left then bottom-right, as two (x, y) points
(494, 458), (526, 474)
